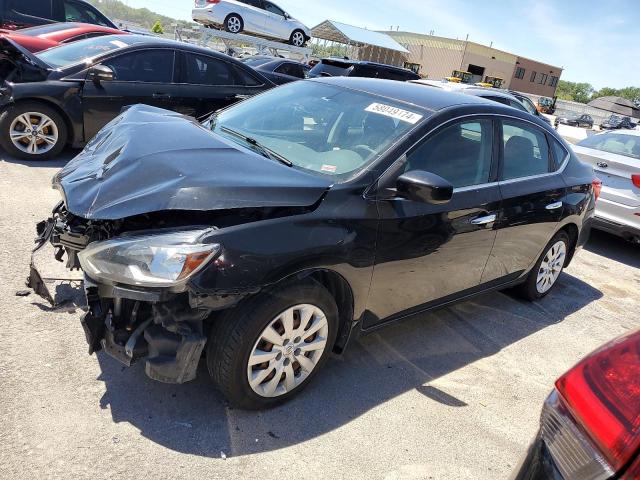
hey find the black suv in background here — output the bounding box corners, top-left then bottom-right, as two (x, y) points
(0, 0), (116, 29)
(308, 58), (420, 81)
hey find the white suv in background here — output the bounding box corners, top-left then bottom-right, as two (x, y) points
(193, 0), (311, 47)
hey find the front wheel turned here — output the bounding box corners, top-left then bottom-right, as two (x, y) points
(206, 281), (338, 409)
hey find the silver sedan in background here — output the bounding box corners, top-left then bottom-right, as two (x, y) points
(572, 130), (640, 243)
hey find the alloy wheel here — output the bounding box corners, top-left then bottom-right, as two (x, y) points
(247, 304), (329, 398)
(227, 16), (241, 33)
(291, 31), (305, 46)
(536, 240), (566, 294)
(9, 112), (59, 156)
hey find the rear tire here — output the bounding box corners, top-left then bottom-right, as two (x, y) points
(0, 101), (67, 160)
(289, 29), (306, 47)
(516, 231), (569, 301)
(207, 281), (338, 409)
(224, 14), (243, 34)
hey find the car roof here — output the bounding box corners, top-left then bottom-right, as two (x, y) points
(311, 77), (502, 112)
(321, 57), (414, 73)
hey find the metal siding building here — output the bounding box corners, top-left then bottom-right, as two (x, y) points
(386, 31), (562, 96)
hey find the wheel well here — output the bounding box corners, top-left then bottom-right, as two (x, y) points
(560, 223), (579, 266)
(304, 270), (354, 354)
(11, 98), (73, 145)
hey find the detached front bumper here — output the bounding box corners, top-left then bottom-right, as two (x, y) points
(81, 276), (207, 384)
(28, 206), (215, 384)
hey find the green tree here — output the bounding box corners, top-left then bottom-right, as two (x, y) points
(151, 21), (164, 35)
(556, 80), (594, 104)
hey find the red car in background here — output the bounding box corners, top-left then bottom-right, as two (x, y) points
(0, 22), (123, 52)
(512, 330), (640, 480)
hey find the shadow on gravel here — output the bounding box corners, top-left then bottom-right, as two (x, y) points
(585, 229), (639, 269)
(94, 271), (602, 458)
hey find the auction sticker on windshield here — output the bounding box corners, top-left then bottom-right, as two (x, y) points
(365, 103), (423, 124)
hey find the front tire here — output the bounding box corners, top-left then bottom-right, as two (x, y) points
(0, 102), (67, 160)
(207, 281), (338, 409)
(516, 231), (569, 301)
(224, 14), (243, 34)
(289, 30), (306, 47)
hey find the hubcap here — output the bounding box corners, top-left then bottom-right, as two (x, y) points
(9, 112), (58, 155)
(292, 32), (304, 46)
(228, 17), (241, 32)
(536, 240), (566, 294)
(247, 304), (329, 398)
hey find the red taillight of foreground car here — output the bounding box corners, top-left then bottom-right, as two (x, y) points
(555, 330), (640, 472)
(632, 174), (640, 189)
(592, 177), (602, 201)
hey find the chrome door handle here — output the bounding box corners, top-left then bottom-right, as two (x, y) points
(545, 201), (563, 210)
(597, 162), (608, 168)
(470, 214), (496, 225)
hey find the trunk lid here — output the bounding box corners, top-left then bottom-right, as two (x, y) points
(573, 145), (640, 208)
(53, 105), (333, 220)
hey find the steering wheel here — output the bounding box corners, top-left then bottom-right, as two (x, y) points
(353, 144), (376, 158)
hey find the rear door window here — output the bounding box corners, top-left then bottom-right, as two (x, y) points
(62, 0), (112, 26)
(183, 52), (235, 85)
(263, 1), (285, 16)
(501, 119), (551, 180)
(275, 62), (305, 78)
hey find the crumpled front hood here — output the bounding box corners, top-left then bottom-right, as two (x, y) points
(53, 105), (332, 220)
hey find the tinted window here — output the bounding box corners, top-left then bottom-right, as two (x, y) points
(350, 65), (379, 78)
(484, 95), (510, 106)
(550, 138), (568, 170)
(102, 50), (175, 83)
(517, 96), (539, 116)
(502, 120), (550, 180)
(275, 62), (304, 78)
(577, 133), (640, 160)
(183, 53), (235, 85)
(380, 68), (417, 81)
(405, 119), (493, 188)
(63, 0), (112, 26)
(232, 65), (262, 86)
(263, 1), (285, 15)
(309, 60), (351, 77)
(9, 0), (51, 17)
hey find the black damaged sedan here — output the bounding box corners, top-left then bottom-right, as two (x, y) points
(31, 78), (597, 409)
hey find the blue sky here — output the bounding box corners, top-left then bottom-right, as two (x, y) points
(116, 0), (639, 89)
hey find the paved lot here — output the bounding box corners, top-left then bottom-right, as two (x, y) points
(1, 150), (639, 480)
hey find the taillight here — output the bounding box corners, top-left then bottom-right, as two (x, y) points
(632, 174), (640, 188)
(555, 330), (640, 472)
(592, 177), (602, 201)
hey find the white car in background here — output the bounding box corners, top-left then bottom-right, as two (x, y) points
(572, 130), (640, 244)
(192, 0), (311, 47)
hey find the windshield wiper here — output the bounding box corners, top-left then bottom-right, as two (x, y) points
(219, 126), (292, 167)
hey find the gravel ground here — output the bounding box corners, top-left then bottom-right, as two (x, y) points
(1, 150), (639, 480)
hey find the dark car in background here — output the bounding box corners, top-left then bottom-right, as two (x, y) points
(30, 78), (597, 409)
(0, 0), (116, 30)
(0, 22), (123, 52)
(600, 115), (636, 130)
(0, 34), (273, 159)
(308, 58), (420, 81)
(241, 55), (309, 84)
(554, 113), (594, 129)
(512, 329), (640, 480)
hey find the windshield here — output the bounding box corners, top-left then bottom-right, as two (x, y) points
(578, 133), (640, 160)
(608, 115), (621, 122)
(10, 23), (74, 36)
(36, 35), (139, 68)
(211, 81), (427, 179)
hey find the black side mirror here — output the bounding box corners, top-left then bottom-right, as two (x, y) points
(87, 64), (114, 85)
(396, 170), (453, 204)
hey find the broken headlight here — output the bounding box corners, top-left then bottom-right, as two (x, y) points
(78, 229), (219, 287)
